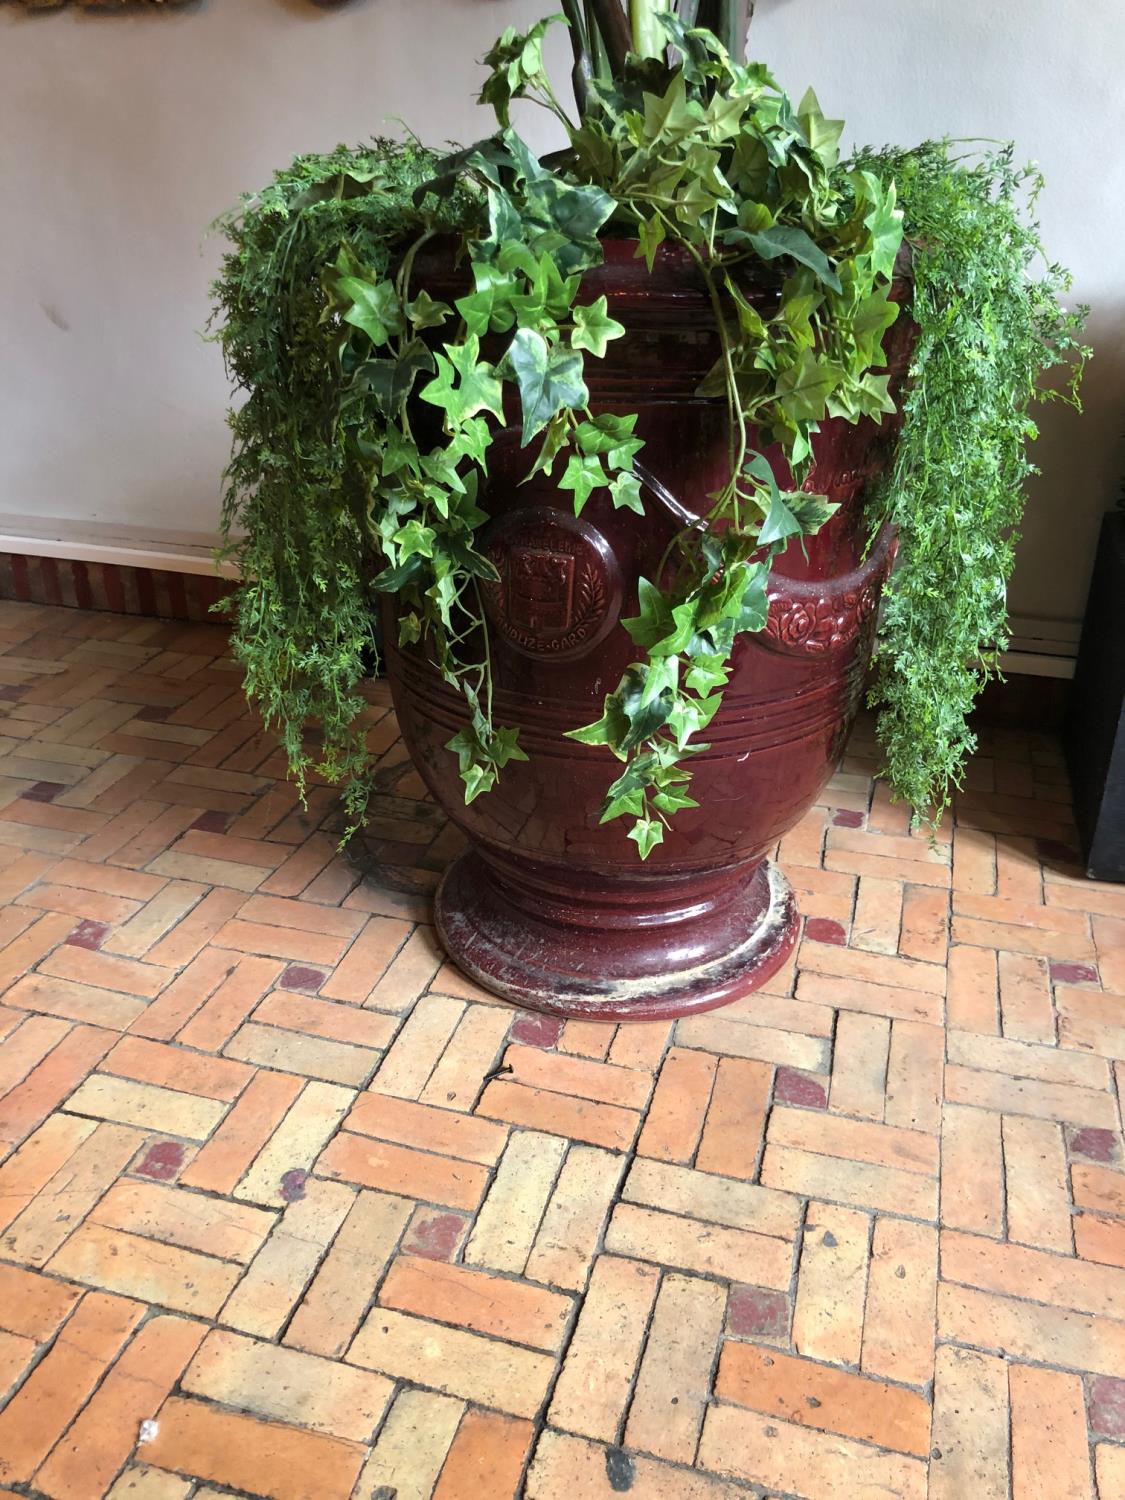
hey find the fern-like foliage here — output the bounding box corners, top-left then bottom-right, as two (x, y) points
(210, 142), (472, 832)
(855, 142), (1088, 821)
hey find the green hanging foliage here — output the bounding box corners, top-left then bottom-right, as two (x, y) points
(210, 142), (475, 831)
(209, 12), (1086, 851)
(856, 141), (1088, 821)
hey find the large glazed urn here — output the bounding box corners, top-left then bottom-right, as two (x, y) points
(383, 241), (912, 1022)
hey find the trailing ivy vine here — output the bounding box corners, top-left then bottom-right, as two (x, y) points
(211, 9), (1085, 850)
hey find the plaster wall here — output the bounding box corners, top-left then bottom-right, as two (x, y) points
(1, 0), (1121, 624)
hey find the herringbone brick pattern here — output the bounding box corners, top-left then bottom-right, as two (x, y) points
(0, 597), (1122, 1500)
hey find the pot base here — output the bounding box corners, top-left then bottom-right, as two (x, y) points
(434, 853), (799, 1023)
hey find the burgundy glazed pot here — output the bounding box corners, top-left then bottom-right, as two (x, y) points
(382, 241), (913, 1022)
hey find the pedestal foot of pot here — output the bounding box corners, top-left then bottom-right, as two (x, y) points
(435, 854), (798, 1022)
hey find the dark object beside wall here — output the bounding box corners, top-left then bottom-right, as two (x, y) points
(1066, 510), (1125, 882)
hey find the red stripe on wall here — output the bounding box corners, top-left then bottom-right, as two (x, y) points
(0, 553), (233, 624)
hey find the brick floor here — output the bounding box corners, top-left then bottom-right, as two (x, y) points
(0, 598), (1123, 1500)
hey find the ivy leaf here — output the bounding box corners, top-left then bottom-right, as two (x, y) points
(456, 263), (519, 338)
(381, 427), (422, 479)
(729, 134), (770, 198)
(354, 339), (435, 415)
(726, 278), (768, 341)
(604, 752), (659, 805)
(372, 554), (427, 593)
(685, 653), (730, 695)
(406, 289), (451, 329)
(445, 416), (491, 468)
(397, 612), (422, 647)
(787, 492), (839, 534)
(420, 335), (506, 427)
(651, 787), (699, 814)
(392, 519), (436, 561)
(335, 275), (405, 347)
(566, 695), (630, 752)
(623, 579), (696, 656)
(853, 286), (900, 366)
(576, 413), (644, 470)
(609, 471), (645, 514)
(797, 87), (845, 170)
(758, 491), (803, 548)
(628, 817), (665, 859)
(479, 14), (564, 126)
(427, 573), (460, 628)
(745, 225), (842, 293)
(525, 411), (572, 482)
(776, 349), (847, 422)
(618, 666), (674, 751)
(862, 176), (905, 280)
(559, 452), (608, 515)
(504, 327), (589, 445)
(599, 789), (645, 824)
(636, 215), (666, 273)
(571, 296), (626, 359)
(488, 724), (530, 769)
(743, 451), (781, 507)
(667, 693), (721, 749)
(704, 90), (750, 143)
(735, 565), (770, 633)
(643, 75), (697, 144)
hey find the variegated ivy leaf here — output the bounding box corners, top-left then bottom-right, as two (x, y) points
(559, 452), (608, 515)
(628, 818), (665, 859)
(504, 327), (588, 446)
(797, 88), (845, 171)
(571, 296), (626, 359)
(419, 336), (506, 427)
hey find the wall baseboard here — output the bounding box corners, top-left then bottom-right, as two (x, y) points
(0, 515), (237, 579)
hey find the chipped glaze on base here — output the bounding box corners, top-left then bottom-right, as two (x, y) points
(436, 855), (798, 1022)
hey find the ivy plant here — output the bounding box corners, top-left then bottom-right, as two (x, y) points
(212, 2), (1086, 850)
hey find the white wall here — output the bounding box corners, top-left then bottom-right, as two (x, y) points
(1, 0), (1121, 625)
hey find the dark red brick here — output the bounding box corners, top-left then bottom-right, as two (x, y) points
(774, 1067), (827, 1109)
(1089, 1375), (1125, 1437)
(804, 917), (847, 946)
(279, 965), (327, 993)
(191, 810), (231, 834)
(134, 1140), (187, 1182)
(402, 1208), (471, 1261)
(22, 781), (67, 803)
(1068, 1127), (1121, 1164)
(510, 1015), (564, 1049)
(1050, 961), (1099, 986)
(833, 810), (865, 828)
(66, 919), (110, 951)
(728, 1285), (789, 1340)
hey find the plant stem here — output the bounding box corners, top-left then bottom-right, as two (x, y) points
(584, 2), (612, 84)
(717, 0), (754, 58)
(588, 0), (631, 76)
(560, 0), (593, 118)
(631, 0), (671, 58)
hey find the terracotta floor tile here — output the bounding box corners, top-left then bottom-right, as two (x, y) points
(0, 604), (1119, 1496)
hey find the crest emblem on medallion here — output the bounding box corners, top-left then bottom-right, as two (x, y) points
(481, 507), (622, 659)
